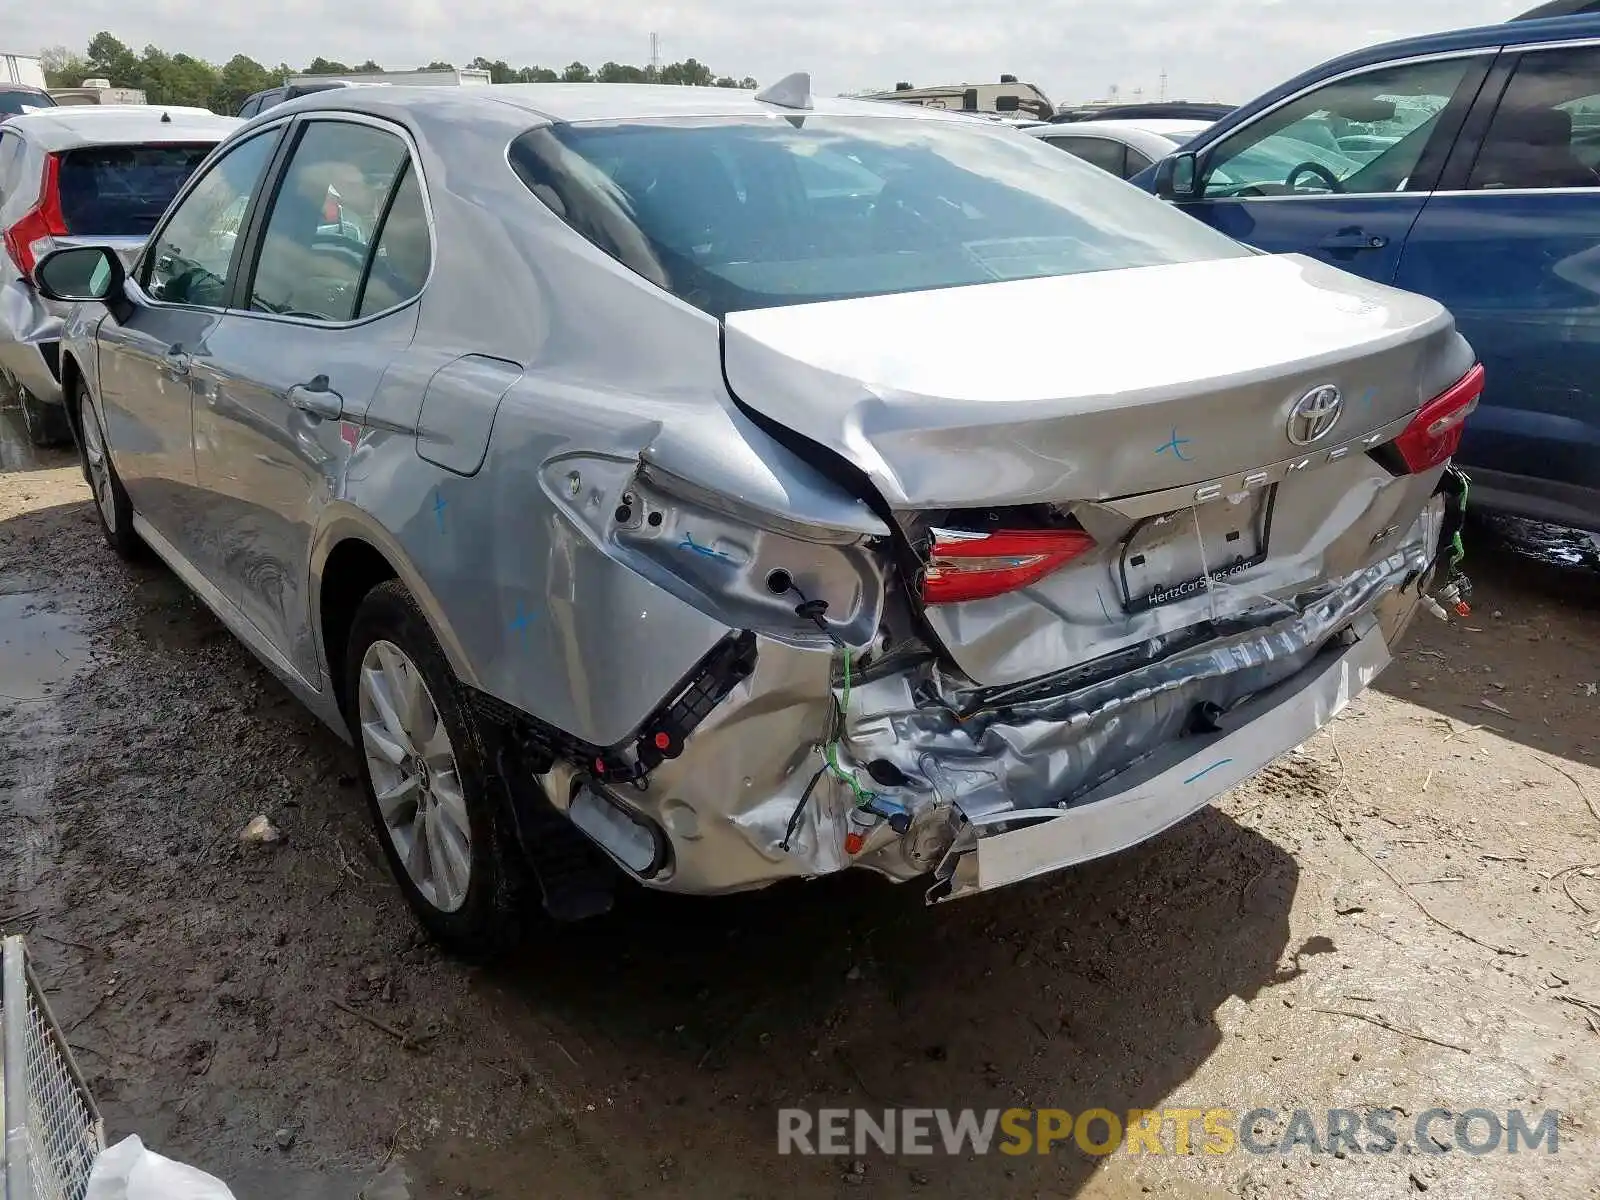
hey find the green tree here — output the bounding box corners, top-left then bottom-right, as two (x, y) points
(597, 61), (648, 83)
(561, 61), (594, 83)
(86, 32), (141, 87)
(39, 45), (91, 89)
(419, 61), (454, 71)
(304, 57), (351, 74)
(659, 58), (713, 87)
(212, 54), (274, 113)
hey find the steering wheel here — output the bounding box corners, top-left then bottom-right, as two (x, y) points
(1285, 161), (1342, 193)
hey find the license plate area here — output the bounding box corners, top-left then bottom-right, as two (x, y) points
(1117, 485), (1276, 614)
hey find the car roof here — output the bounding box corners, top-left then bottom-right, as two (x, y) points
(272, 81), (987, 126)
(4, 105), (240, 150)
(1033, 118), (1210, 136)
(1025, 118), (1210, 157)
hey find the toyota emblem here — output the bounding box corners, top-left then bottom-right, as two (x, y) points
(1287, 385), (1344, 445)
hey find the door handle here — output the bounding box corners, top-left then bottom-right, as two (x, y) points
(287, 374), (343, 421)
(164, 344), (191, 376)
(1319, 231), (1388, 251)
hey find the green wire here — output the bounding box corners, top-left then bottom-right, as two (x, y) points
(824, 645), (874, 808)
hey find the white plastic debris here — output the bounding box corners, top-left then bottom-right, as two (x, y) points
(239, 815), (281, 844)
(86, 1135), (238, 1200)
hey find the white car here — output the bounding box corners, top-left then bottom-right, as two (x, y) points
(1026, 118), (1212, 179)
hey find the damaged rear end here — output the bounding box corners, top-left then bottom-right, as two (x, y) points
(532, 257), (1477, 903)
(510, 110), (1479, 902)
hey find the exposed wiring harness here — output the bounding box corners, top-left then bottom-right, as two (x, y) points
(778, 582), (881, 853)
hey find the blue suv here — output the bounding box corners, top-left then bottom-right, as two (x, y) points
(1137, 14), (1600, 531)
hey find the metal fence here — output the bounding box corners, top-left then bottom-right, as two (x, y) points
(1, 936), (104, 1200)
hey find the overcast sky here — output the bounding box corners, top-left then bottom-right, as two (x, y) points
(33, 0), (1531, 104)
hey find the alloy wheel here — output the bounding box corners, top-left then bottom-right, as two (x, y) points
(357, 639), (473, 912)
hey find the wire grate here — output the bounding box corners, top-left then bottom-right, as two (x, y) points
(3, 936), (105, 1200)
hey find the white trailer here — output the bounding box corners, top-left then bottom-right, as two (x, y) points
(287, 68), (490, 88)
(0, 53), (46, 89)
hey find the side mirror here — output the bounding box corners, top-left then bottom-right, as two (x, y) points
(1154, 151), (1200, 201)
(34, 244), (125, 305)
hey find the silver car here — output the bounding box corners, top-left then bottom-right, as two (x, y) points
(35, 79), (1481, 955)
(0, 105), (239, 444)
(1025, 117), (1213, 178)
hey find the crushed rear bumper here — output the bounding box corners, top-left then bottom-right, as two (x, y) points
(539, 497), (1440, 899)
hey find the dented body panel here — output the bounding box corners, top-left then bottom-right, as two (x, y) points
(55, 83), (1475, 907)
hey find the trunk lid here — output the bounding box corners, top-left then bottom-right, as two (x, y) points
(720, 253), (1456, 510)
(722, 253), (1471, 687)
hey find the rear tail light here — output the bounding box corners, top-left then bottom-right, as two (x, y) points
(922, 527), (1096, 605)
(2, 152), (65, 280)
(1393, 363), (1484, 474)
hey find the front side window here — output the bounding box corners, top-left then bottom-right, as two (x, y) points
(510, 115), (1247, 319)
(1200, 58), (1478, 198)
(143, 130), (277, 307)
(1469, 46), (1600, 190)
(247, 120), (410, 322)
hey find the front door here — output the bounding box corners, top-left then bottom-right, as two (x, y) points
(1176, 54), (1493, 285)
(196, 117), (430, 679)
(94, 128), (281, 563)
(1394, 43), (1600, 523)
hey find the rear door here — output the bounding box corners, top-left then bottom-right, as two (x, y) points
(94, 125), (282, 565)
(195, 115), (428, 680)
(1393, 41), (1600, 523)
(1175, 53), (1493, 284)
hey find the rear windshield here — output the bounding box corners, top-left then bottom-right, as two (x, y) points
(509, 114), (1247, 318)
(58, 144), (214, 235)
(0, 89), (53, 117)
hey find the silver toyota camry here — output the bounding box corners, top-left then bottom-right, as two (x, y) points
(36, 77), (1481, 955)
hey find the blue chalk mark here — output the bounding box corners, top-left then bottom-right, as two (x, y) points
(509, 602), (536, 643)
(432, 489), (447, 532)
(679, 531), (733, 564)
(1358, 386), (1377, 410)
(1155, 428), (1193, 462)
(1183, 758), (1234, 786)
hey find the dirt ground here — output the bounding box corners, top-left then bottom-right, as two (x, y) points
(3, 399), (1599, 1200)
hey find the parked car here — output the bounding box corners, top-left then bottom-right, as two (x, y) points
(0, 84), (54, 119)
(0, 105), (237, 444)
(236, 80), (352, 118)
(37, 80), (1477, 954)
(1026, 118), (1212, 179)
(1135, 13), (1600, 531)
(1052, 102), (1235, 124)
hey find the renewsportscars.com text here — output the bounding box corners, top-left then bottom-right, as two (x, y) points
(777, 1107), (1561, 1157)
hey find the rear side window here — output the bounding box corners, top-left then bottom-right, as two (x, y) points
(237, 96), (261, 118)
(509, 115), (1246, 318)
(1468, 46), (1600, 190)
(246, 119), (414, 322)
(357, 164), (430, 317)
(57, 144), (215, 236)
(1047, 136), (1128, 176)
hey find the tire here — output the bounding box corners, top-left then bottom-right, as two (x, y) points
(74, 380), (144, 561)
(19, 386), (72, 448)
(344, 579), (527, 958)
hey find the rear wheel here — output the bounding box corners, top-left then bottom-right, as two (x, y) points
(75, 381), (143, 560)
(1, 366), (70, 448)
(345, 580), (526, 957)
